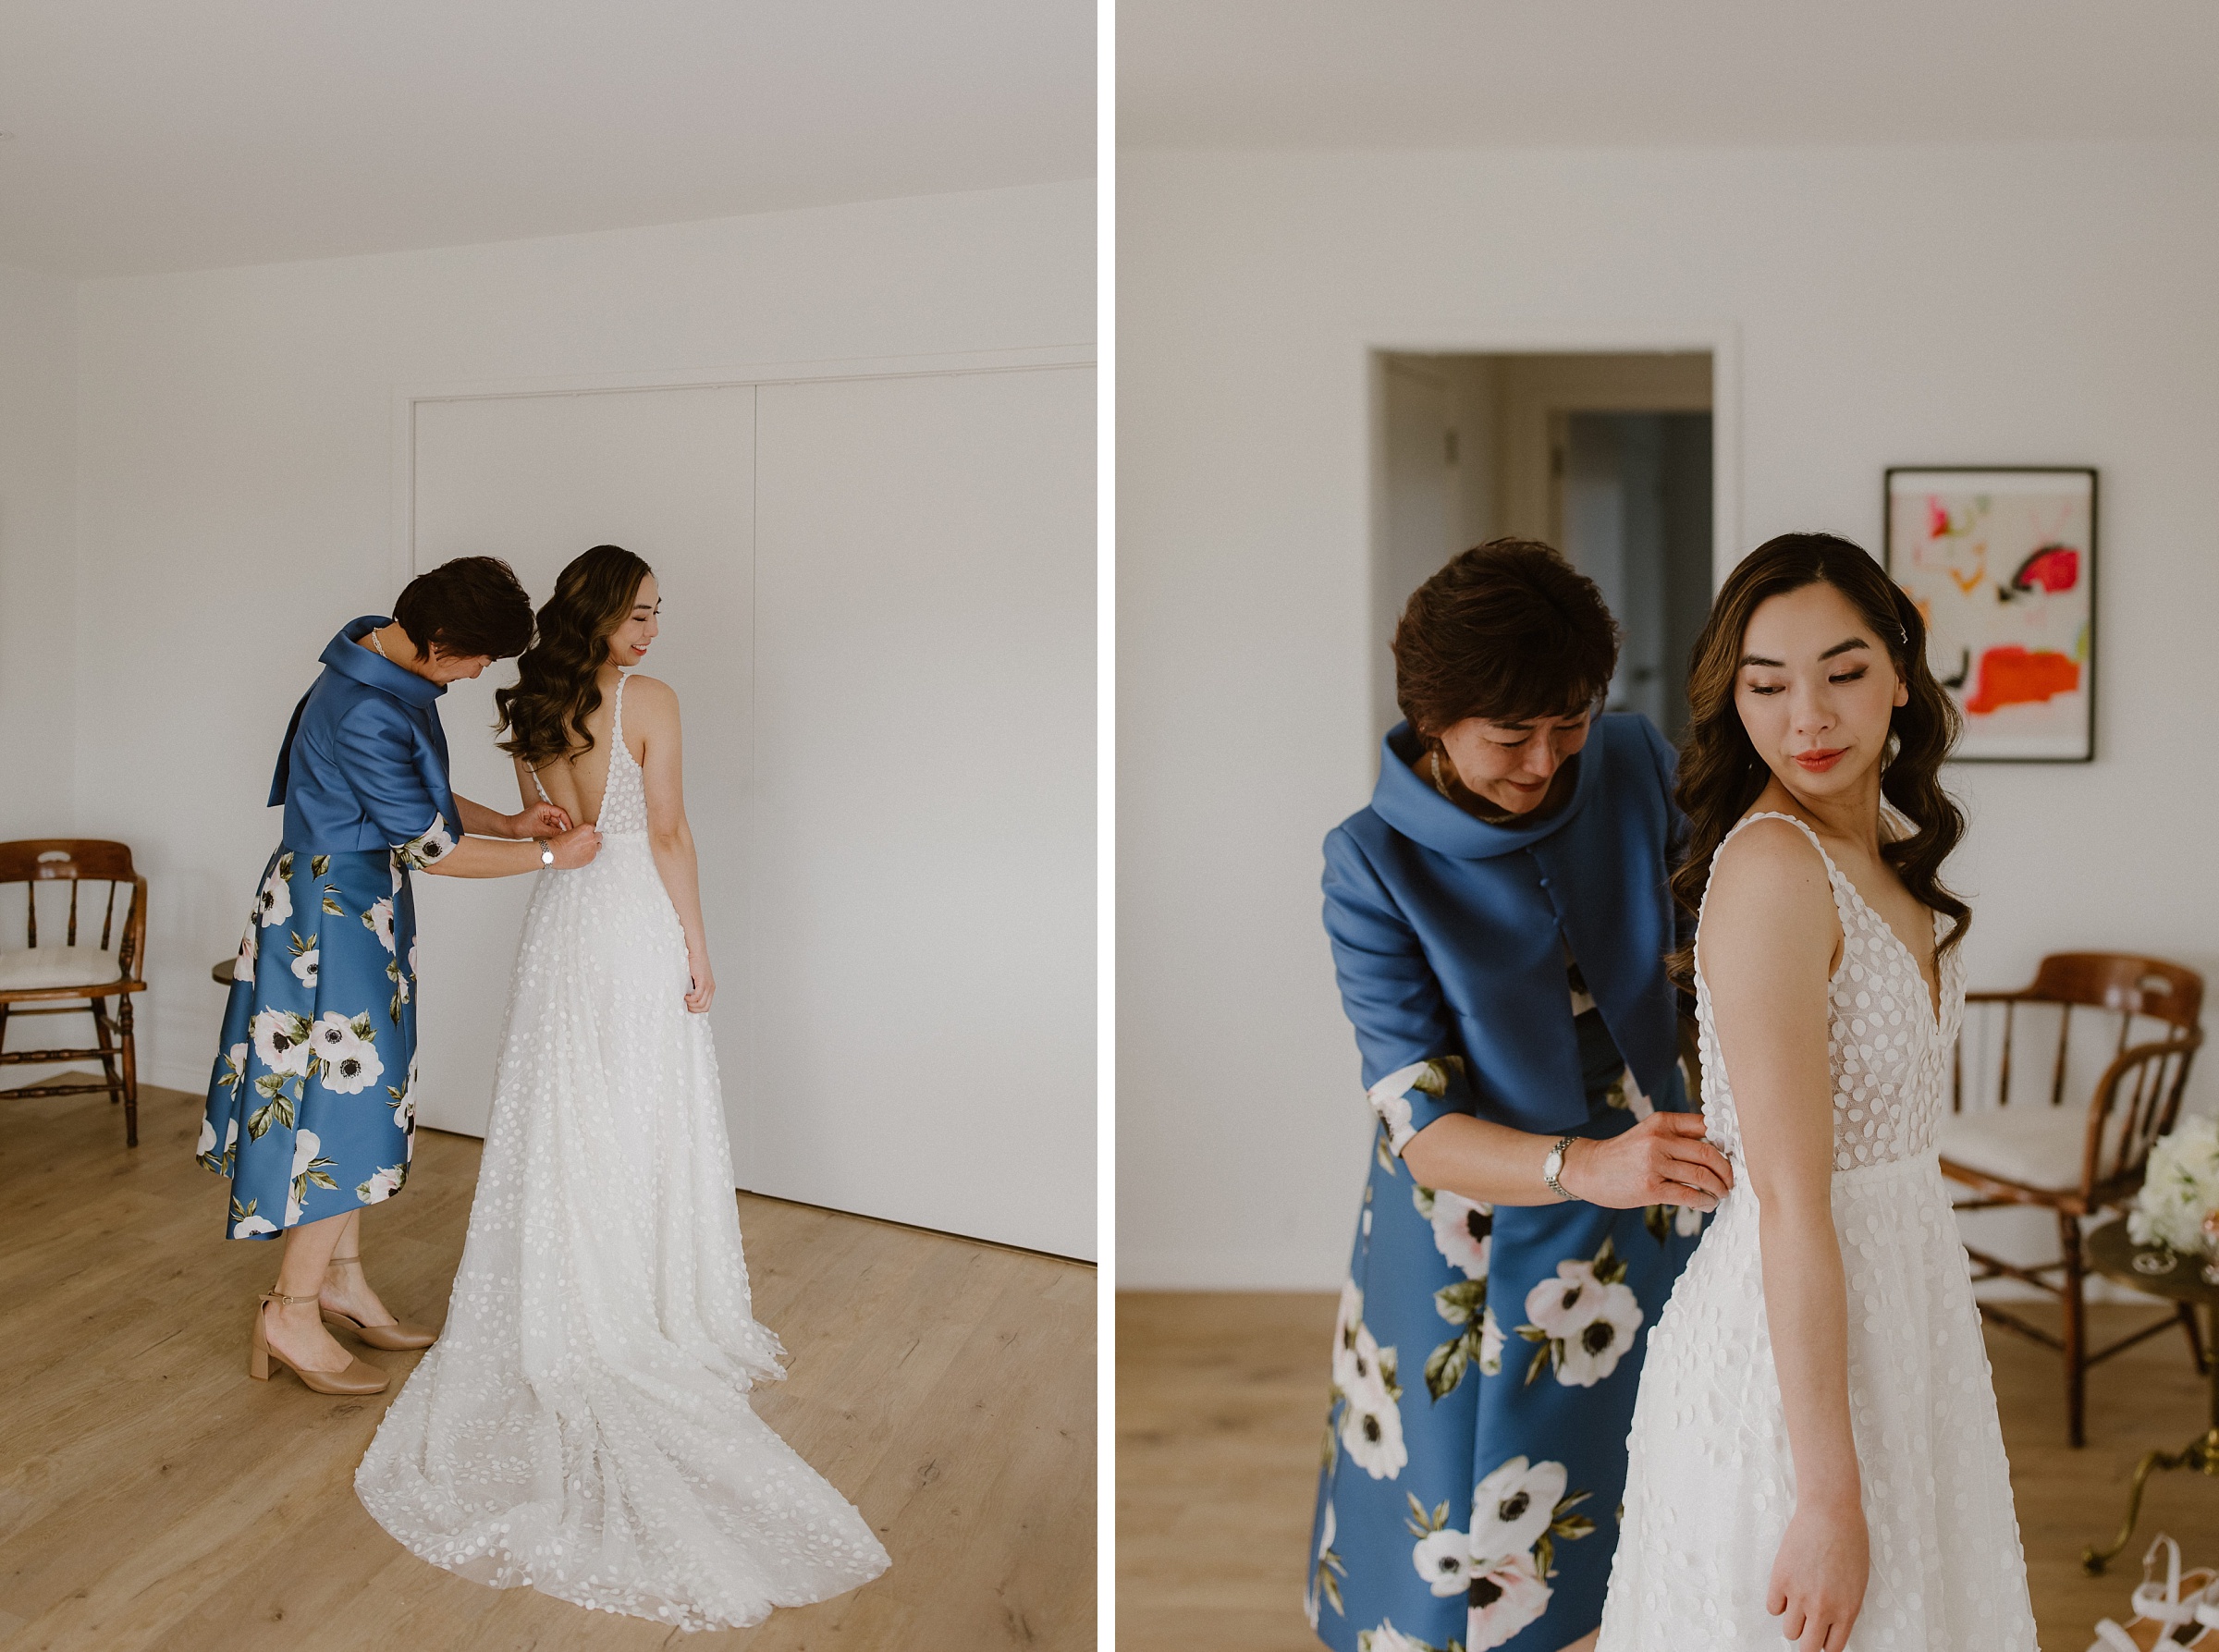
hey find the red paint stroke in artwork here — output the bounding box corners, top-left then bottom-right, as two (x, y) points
(1928, 497), (1953, 538)
(2010, 543), (2079, 594)
(1962, 645), (2080, 716)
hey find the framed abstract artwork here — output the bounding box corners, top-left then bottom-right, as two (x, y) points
(1883, 467), (2097, 762)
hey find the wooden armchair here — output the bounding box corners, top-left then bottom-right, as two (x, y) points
(0, 841), (149, 1146)
(1938, 952), (2205, 1446)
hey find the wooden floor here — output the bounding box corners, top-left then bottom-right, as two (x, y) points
(0, 1081), (1095, 1652)
(1118, 1290), (2218, 1652)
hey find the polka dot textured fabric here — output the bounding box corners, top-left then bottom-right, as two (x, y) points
(1597, 812), (2037, 1651)
(356, 676), (890, 1629)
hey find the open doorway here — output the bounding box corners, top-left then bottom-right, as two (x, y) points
(1375, 350), (1714, 741)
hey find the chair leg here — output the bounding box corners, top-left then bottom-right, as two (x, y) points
(2060, 1212), (2087, 1448)
(91, 997), (123, 1106)
(2181, 1302), (2210, 1377)
(118, 995), (139, 1150)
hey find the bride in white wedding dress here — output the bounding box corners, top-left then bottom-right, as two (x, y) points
(356, 545), (890, 1630)
(1597, 536), (2034, 1652)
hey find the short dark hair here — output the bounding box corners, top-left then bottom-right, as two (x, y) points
(391, 557), (534, 660)
(1392, 538), (1621, 736)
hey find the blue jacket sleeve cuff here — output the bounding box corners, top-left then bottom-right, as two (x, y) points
(1366, 1055), (1474, 1156)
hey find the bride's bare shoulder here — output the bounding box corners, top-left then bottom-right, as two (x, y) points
(1703, 816), (1834, 941)
(621, 673), (680, 721)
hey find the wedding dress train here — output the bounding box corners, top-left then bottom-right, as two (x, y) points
(356, 675), (889, 1630)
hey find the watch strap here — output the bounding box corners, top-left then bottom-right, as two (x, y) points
(1543, 1133), (1578, 1200)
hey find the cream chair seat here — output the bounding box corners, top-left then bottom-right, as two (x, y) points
(0, 945), (126, 992)
(1939, 1102), (2092, 1193)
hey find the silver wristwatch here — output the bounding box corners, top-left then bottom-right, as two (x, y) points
(534, 838), (555, 867)
(1542, 1134), (1578, 1200)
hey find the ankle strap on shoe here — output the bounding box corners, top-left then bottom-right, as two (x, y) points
(260, 1289), (320, 1307)
(328, 1254), (362, 1267)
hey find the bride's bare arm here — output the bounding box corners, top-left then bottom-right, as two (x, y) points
(629, 676), (714, 1013)
(1700, 818), (1867, 1652)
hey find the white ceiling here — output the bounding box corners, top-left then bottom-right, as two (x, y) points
(1122, 1), (2219, 150)
(0, 1), (1094, 275)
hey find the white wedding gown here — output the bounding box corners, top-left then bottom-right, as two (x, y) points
(356, 675), (890, 1631)
(1598, 813), (2036, 1650)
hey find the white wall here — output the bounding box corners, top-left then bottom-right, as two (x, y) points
(71, 179), (1093, 1105)
(0, 261), (78, 839)
(1119, 142), (2219, 1288)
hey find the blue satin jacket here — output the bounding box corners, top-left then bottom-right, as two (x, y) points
(1321, 713), (1686, 1139)
(268, 617), (460, 854)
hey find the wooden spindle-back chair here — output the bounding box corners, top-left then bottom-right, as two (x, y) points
(0, 840), (149, 1146)
(1939, 952), (2205, 1446)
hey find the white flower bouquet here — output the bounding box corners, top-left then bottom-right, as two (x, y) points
(2127, 1114), (2219, 1255)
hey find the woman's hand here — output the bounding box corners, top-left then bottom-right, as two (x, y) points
(1768, 1499), (1869, 1650)
(510, 802), (572, 838)
(547, 824), (601, 869)
(1560, 1112), (1733, 1210)
(684, 947), (715, 1014)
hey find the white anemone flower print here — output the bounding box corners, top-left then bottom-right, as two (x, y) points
(231, 1209), (276, 1238)
(1337, 1335), (1407, 1480)
(253, 856), (294, 928)
(234, 924), (257, 984)
(362, 897), (396, 953)
(398, 814), (457, 870)
(251, 1010), (313, 1076)
(288, 943), (319, 987)
(1517, 1236), (1646, 1388)
(313, 1011), (384, 1095)
(1468, 1455), (1564, 1563)
(1465, 1550), (1553, 1650)
(285, 1128), (338, 1225)
(1478, 1304), (1505, 1376)
(1524, 1257), (1609, 1340)
(1412, 1527), (1473, 1597)
(357, 1163), (405, 1204)
(1554, 1285), (1645, 1388)
(1331, 1279), (1365, 1392)
(1426, 1188), (1493, 1279)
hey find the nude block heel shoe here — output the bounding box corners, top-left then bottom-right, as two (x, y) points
(319, 1253), (436, 1351)
(250, 1290), (390, 1395)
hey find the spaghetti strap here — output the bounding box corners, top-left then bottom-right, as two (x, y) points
(1703, 810), (1856, 934)
(528, 765), (553, 805)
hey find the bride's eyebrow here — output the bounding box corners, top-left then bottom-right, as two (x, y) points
(1737, 637), (1870, 669)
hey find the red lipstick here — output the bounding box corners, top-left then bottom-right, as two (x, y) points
(1793, 748), (1845, 774)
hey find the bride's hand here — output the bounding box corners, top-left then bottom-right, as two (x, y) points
(511, 802), (572, 838)
(1768, 1499), (1868, 1650)
(684, 949), (715, 1014)
(1558, 1111), (1734, 1211)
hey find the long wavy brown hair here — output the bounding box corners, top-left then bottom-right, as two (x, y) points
(494, 545), (652, 765)
(1667, 532), (1968, 985)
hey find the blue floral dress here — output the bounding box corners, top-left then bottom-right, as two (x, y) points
(199, 617), (460, 1239)
(1307, 716), (1707, 1652)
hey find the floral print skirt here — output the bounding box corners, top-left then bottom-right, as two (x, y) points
(1307, 1101), (1705, 1652)
(199, 845), (418, 1239)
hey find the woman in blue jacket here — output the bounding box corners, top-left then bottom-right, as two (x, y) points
(1306, 540), (1732, 1652)
(200, 557), (600, 1395)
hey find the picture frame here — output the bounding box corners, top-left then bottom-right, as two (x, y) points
(1883, 466), (2098, 763)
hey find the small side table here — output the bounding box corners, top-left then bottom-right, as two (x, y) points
(212, 958), (235, 986)
(2080, 1219), (2219, 1573)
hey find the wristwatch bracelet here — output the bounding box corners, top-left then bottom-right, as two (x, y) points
(1542, 1133), (1579, 1200)
(534, 838), (555, 867)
